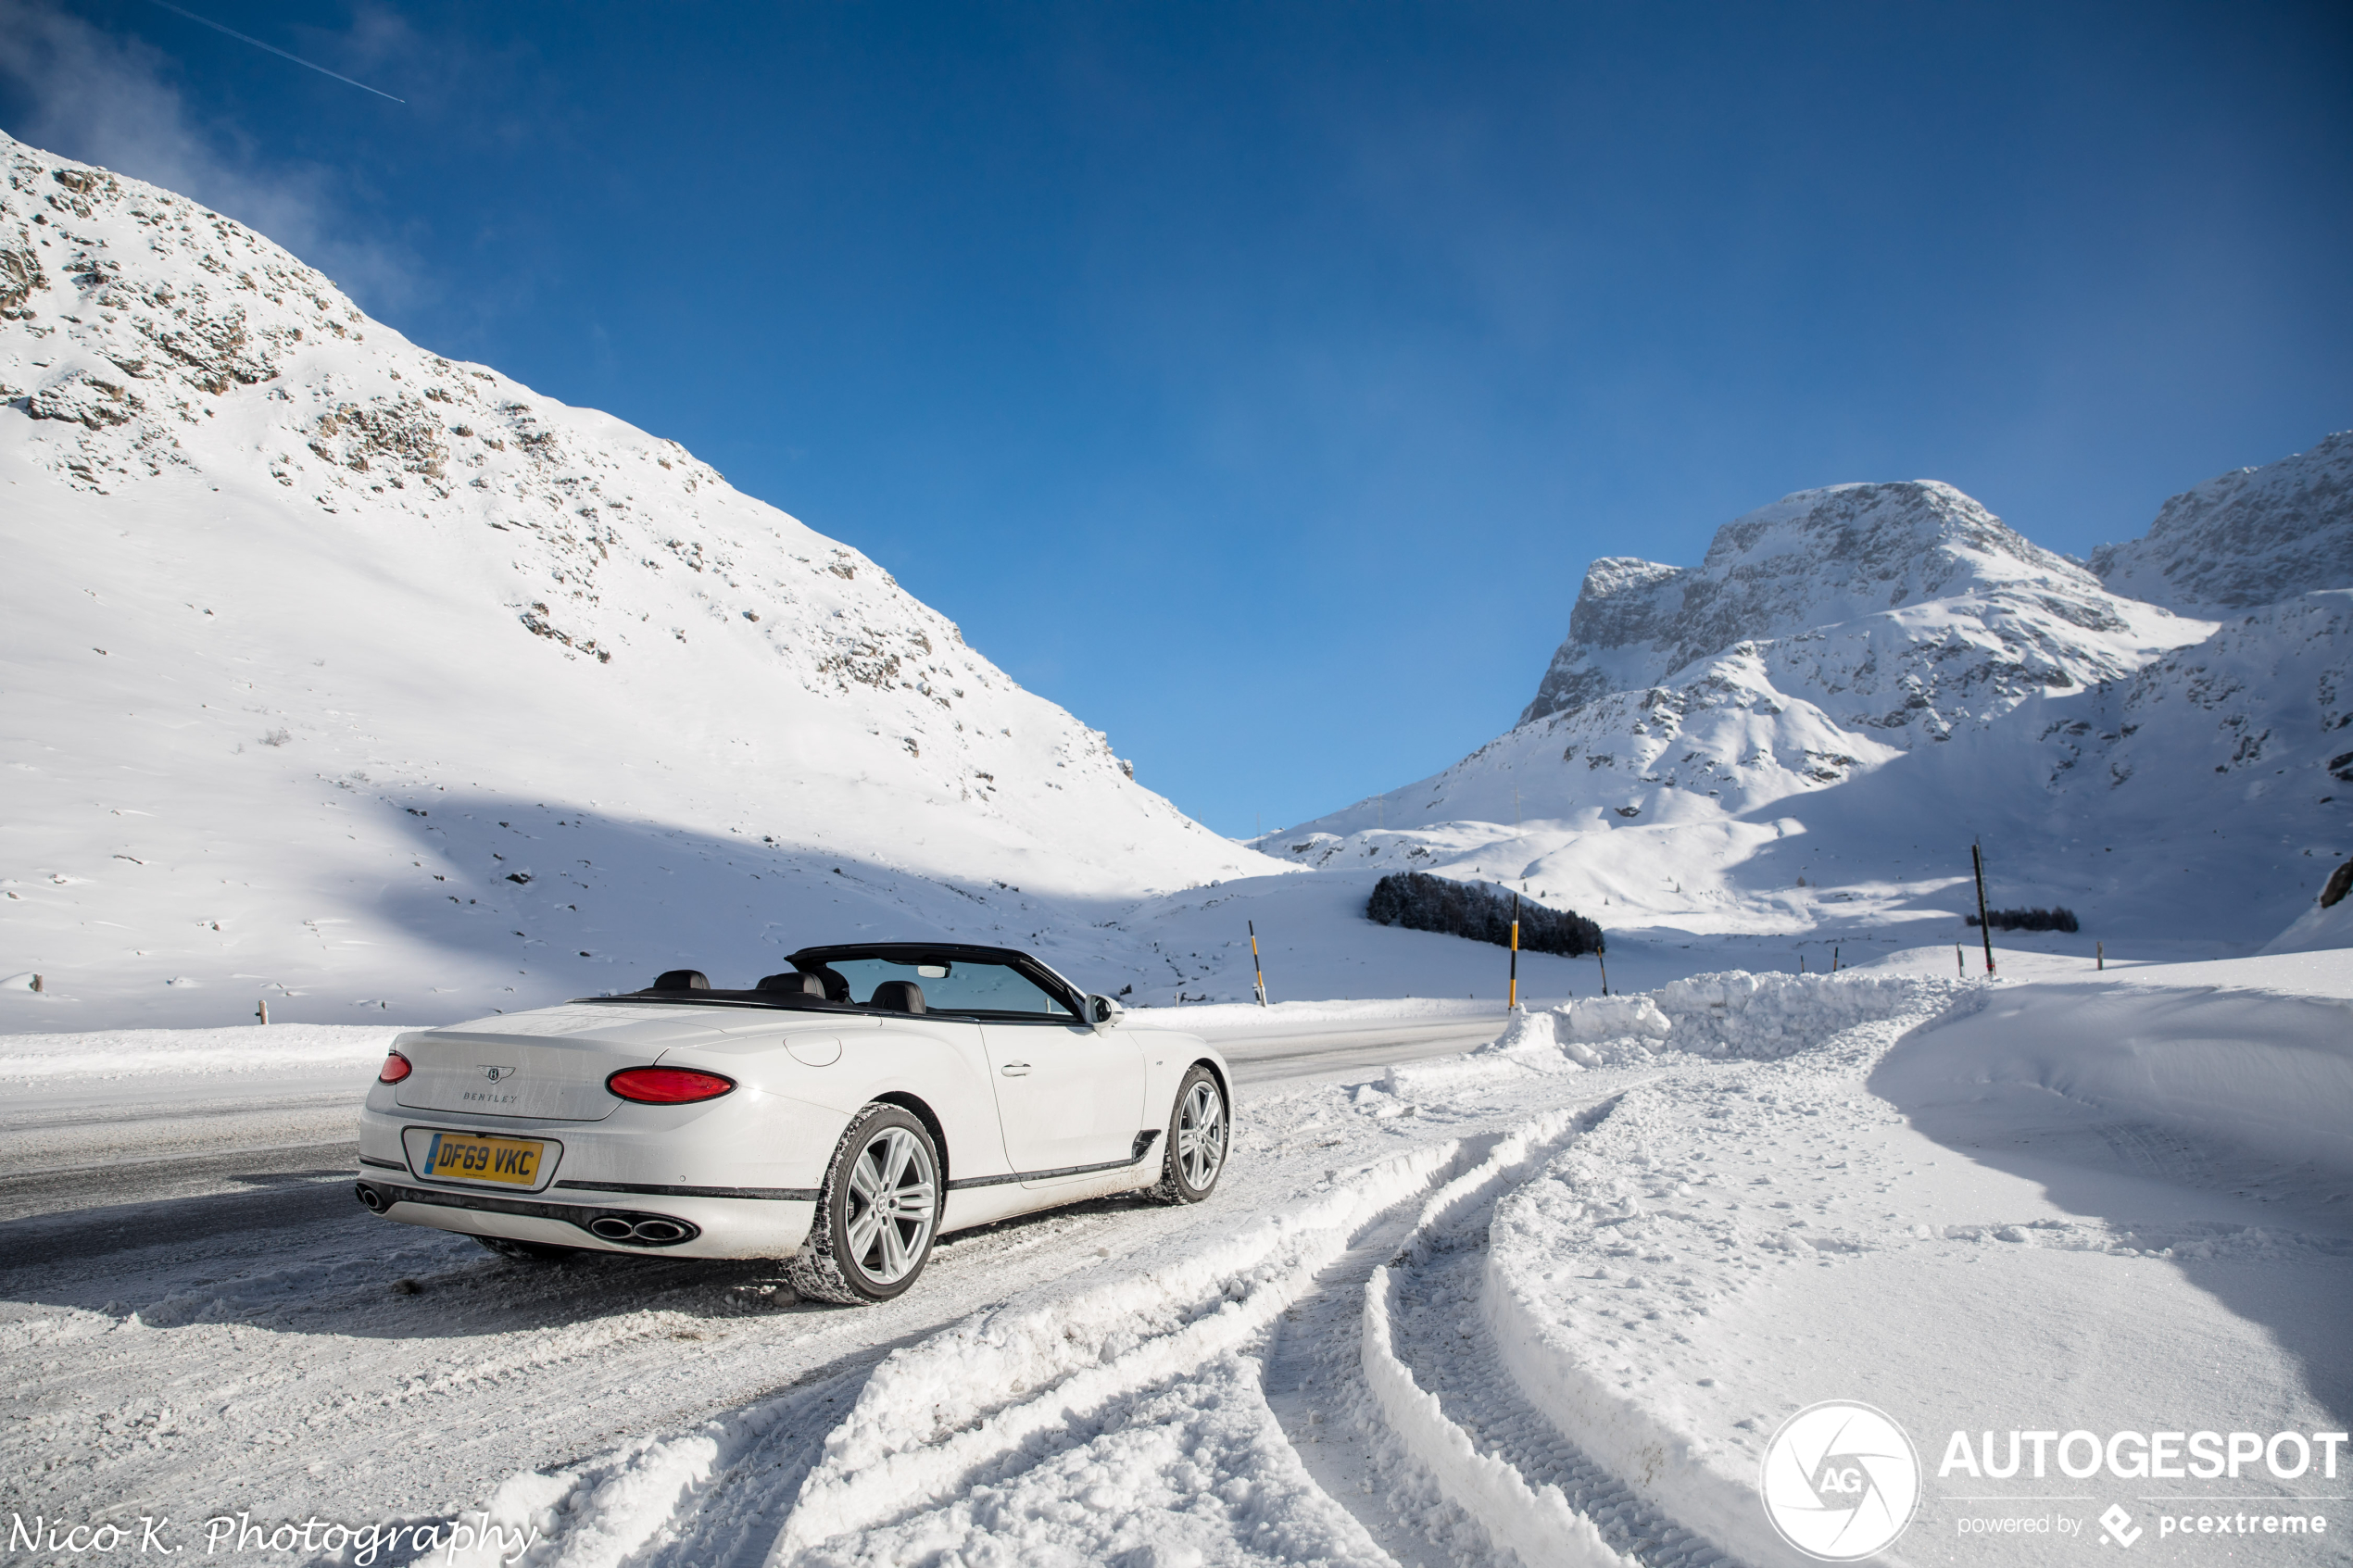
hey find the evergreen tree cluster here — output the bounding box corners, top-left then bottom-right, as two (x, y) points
(1365, 872), (1605, 956)
(1967, 907), (2081, 933)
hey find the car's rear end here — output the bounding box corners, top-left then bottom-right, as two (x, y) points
(355, 1002), (842, 1259)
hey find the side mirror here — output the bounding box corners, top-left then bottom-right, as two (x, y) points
(1087, 994), (1123, 1032)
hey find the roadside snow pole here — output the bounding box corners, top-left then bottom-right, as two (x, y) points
(1249, 920), (1269, 1008)
(1508, 895), (1520, 1010)
(257, 998), (270, 1024)
(1956, 944), (1965, 977)
(1597, 951), (1609, 996)
(2097, 940), (2105, 972)
(1971, 841), (1996, 975)
(1832, 945), (1841, 972)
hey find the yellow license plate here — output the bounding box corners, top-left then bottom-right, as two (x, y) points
(422, 1131), (546, 1186)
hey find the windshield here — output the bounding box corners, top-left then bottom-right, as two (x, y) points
(811, 956), (1076, 1021)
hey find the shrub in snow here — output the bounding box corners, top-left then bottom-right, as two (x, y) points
(1651, 970), (1964, 1060)
(1365, 872), (1604, 956)
(1966, 906), (2080, 933)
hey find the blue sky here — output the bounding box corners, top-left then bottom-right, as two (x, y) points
(5, 2), (2349, 837)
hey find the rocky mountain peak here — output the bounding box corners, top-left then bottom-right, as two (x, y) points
(1523, 479), (2112, 727)
(2090, 429), (2353, 613)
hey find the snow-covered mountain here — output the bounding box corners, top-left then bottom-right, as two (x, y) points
(1516, 480), (2186, 734)
(2090, 429), (2353, 613)
(0, 132), (1287, 1026)
(1259, 445), (2352, 954)
(1271, 479), (2204, 849)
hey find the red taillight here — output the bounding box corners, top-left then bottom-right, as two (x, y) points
(378, 1050), (412, 1085)
(607, 1066), (736, 1105)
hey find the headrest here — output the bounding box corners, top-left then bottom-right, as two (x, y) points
(758, 971), (825, 997)
(869, 980), (925, 1014)
(651, 969), (710, 991)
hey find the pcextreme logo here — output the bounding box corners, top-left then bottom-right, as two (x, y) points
(1760, 1400), (1922, 1562)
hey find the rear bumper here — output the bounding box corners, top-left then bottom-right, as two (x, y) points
(355, 1174), (818, 1259)
(355, 1089), (833, 1259)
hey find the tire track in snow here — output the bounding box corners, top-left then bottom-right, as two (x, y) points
(766, 1135), (1477, 1560)
(1378, 1135), (1730, 1568)
(1246, 1074), (1734, 1568)
(463, 1110), (1544, 1565)
(1361, 1104), (1648, 1568)
(1259, 1092), (1709, 1568)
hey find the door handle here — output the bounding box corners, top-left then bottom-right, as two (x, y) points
(1000, 1062), (1031, 1076)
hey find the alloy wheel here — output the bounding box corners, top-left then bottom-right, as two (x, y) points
(1176, 1079), (1226, 1190)
(843, 1125), (937, 1285)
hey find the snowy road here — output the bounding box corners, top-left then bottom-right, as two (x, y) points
(6, 963), (2348, 1568)
(0, 1013), (1527, 1557)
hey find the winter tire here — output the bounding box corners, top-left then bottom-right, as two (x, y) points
(1149, 1064), (1227, 1204)
(786, 1102), (942, 1305)
(470, 1235), (579, 1262)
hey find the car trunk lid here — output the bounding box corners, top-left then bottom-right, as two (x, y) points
(391, 1003), (743, 1123)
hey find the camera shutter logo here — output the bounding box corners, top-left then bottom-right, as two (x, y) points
(1759, 1400), (1920, 1561)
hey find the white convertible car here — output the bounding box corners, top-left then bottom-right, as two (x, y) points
(354, 943), (1230, 1302)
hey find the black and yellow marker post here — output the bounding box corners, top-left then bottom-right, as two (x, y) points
(1508, 893), (1520, 1010)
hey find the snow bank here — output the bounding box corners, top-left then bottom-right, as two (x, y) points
(1476, 951), (2353, 1567)
(1876, 959), (2353, 1183)
(1652, 969), (1960, 1059)
(0, 1022), (402, 1083)
(1378, 972), (1949, 1097)
(1382, 1010), (1594, 1096)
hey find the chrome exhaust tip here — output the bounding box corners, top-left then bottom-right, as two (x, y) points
(580, 1210), (698, 1247)
(355, 1182), (386, 1213)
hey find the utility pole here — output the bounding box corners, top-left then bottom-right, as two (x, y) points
(1249, 920), (1268, 1008)
(1508, 894), (1520, 1010)
(1971, 841), (1995, 976)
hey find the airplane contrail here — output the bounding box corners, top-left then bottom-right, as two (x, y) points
(145, 0), (407, 104)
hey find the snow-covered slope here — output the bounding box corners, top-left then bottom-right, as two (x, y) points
(2090, 429), (2353, 614)
(0, 132), (1285, 1027)
(2264, 856), (2353, 955)
(1259, 456), (2350, 958)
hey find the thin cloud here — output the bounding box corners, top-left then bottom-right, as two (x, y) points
(0, 0), (420, 310)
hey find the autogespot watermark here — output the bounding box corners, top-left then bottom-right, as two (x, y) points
(1761, 1410), (2350, 1560)
(6, 1512), (539, 1564)
(1760, 1400), (1923, 1562)
(1938, 1427), (2345, 1550)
